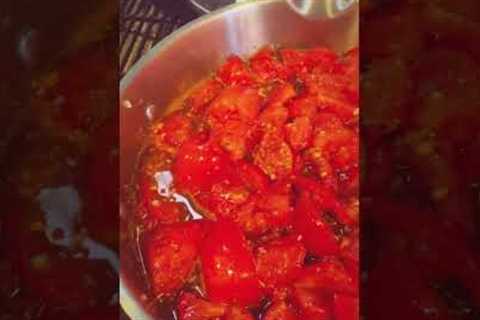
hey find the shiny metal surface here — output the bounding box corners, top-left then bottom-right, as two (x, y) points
(120, 0), (358, 319)
(286, 0), (359, 19)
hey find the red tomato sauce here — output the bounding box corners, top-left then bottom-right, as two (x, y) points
(130, 46), (359, 320)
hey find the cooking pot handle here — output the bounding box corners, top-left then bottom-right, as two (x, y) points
(286, 0), (358, 19)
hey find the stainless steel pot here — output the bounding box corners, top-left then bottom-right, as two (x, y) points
(120, 0), (358, 318)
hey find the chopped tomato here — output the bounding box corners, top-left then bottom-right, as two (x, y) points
(173, 138), (237, 193)
(200, 220), (263, 306)
(224, 306), (255, 320)
(293, 287), (332, 320)
(255, 236), (306, 291)
(187, 78), (224, 114)
(253, 132), (293, 181)
(280, 48), (338, 77)
(144, 222), (205, 298)
(263, 300), (298, 320)
(207, 86), (261, 124)
(285, 116), (313, 151)
(293, 193), (339, 256)
(250, 46), (288, 82)
(151, 111), (194, 152)
(294, 259), (356, 296)
(177, 292), (227, 320)
(217, 56), (256, 86)
(333, 294), (359, 320)
(138, 173), (188, 226)
(259, 83), (296, 129)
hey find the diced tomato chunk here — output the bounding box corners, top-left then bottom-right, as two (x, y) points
(293, 287), (332, 320)
(250, 46), (288, 82)
(263, 301), (298, 320)
(207, 86), (261, 124)
(177, 292), (227, 320)
(173, 138), (237, 193)
(333, 294), (359, 320)
(138, 173), (187, 226)
(151, 111), (194, 151)
(293, 192), (339, 256)
(280, 48), (338, 77)
(200, 219), (263, 306)
(238, 162), (270, 192)
(255, 236), (306, 291)
(259, 83), (296, 129)
(285, 116), (313, 151)
(253, 133), (293, 181)
(294, 259), (356, 296)
(187, 78), (224, 113)
(288, 95), (317, 119)
(144, 222), (205, 297)
(225, 306), (255, 320)
(217, 56), (256, 86)
(213, 119), (251, 160)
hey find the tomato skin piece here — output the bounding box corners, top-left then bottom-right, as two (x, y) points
(293, 193), (339, 256)
(200, 219), (263, 306)
(255, 236), (306, 291)
(333, 294), (359, 320)
(263, 301), (298, 320)
(144, 221), (206, 298)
